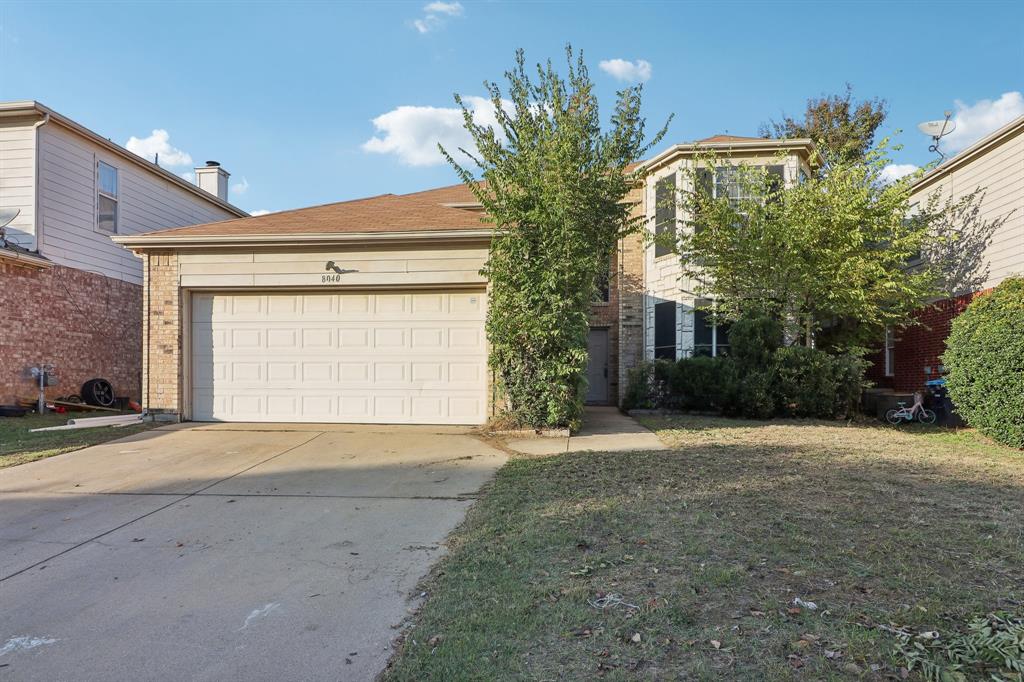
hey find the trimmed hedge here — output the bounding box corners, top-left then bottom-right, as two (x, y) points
(623, 345), (865, 420)
(943, 278), (1024, 448)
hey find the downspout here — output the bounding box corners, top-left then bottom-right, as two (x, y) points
(32, 113), (50, 254)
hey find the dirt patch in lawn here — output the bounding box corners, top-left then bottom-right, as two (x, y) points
(382, 416), (1024, 680)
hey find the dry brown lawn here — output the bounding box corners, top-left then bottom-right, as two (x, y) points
(383, 416), (1024, 681)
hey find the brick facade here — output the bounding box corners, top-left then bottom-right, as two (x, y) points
(141, 251), (182, 416)
(0, 260), (142, 405)
(865, 290), (990, 392)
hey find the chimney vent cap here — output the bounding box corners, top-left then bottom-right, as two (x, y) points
(205, 160), (220, 167)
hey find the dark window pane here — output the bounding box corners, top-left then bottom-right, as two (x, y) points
(654, 301), (676, 359)
(655, 175), (675, 257)
(694, 300), (713, 348)
(694, 168), (712, 234)
(97, 194), (117, 233)
(766, 165), (785, 203)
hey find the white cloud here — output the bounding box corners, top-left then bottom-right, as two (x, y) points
(412, 1), (463, 33)
(879, 163), (919, 184)
(424, 1), (462, 15)
(941, 91), (1024, 154)
(599, 58), (652, 83)
(125, 129), (193, 167)
(179, 171), (195, 183)
(249, 209), (271, 217)
(362, 95), (509, 167)
(231, 177), (250, 195)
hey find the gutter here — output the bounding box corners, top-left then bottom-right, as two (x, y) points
(0, 100), (247, 218)
(0, 248), (54, 269)
(32, 112), (49, 253)
(112, 228), (497, 250)
(639, 138), (816, 172)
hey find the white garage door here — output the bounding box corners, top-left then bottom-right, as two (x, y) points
(190, 291), (488, 424)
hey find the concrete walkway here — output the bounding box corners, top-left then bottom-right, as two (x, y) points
(503, 406), (667, 455)
(0, 424), (506, 682)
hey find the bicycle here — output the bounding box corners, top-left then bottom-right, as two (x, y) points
(885, 398), (936, 426)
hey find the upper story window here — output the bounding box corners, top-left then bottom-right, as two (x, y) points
(96, 161), (118, 233)
(654, 174), (676, 258)
(714, 165), (785, 208)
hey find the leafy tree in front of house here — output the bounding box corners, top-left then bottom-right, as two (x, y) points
(442, 47), (668, 429)
(760, 84), (887, 167)
(671, 143), (1004, 353)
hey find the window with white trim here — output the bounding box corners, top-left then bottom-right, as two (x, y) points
(97, 161), (118, 233)
(693, 299), (731, 357)
(654, 174), (676, 258)
(884, 327), (895, 377)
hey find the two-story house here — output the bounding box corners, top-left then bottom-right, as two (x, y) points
(0, 101), (246, 406)
(111, 134), (814, 425)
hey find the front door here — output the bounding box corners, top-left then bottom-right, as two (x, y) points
(585, 328), (609, 404)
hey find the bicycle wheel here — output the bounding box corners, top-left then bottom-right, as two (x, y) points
(885, 408), (901, 425)
(917, 409), (937, 425)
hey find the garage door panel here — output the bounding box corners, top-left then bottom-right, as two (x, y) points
(191, 291), (487, 424)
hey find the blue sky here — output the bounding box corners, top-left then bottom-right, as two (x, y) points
(1, 0), (1022, 215)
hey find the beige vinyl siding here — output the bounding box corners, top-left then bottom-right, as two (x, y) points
(0, 117), (38, 249)
(37, 123), (236, 284)
(175, 245), (489, 289)
(912, 125), (1024, 291)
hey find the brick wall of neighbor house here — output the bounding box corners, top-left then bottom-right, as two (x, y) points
(865, 290), (989, 392)
(0, 261), (142, 405)
(142, 251), (182, 417)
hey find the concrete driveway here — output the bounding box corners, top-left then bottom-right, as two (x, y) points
(0, 423), (506, 681)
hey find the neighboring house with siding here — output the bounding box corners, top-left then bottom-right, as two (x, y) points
(113, 134), (814, 425)
(0, 100), (246, 405)
(865, 114), (1024, 392)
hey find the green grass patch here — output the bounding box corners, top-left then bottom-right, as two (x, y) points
(383, 416), (1024, 680)
(0, 412), (158, 469)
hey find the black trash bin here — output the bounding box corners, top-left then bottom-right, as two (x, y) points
(925, 378), (964, 427)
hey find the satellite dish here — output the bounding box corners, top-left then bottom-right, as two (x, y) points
(917, 119), (956, 137)
(0, 208), (20, 229)
(917, 112), (956, 160)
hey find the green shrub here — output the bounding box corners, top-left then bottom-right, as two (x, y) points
(623, 323), (866, 421)
(830, 353), (868, 419)
(943, 278), (1024, 448)
(771, 347), (865, 419)
(728, 313), (783, 368)
(622, 360), (677, 410)
(772, 346), (837, 417)
(730, 370), (775, 419)
(672, 356), (731, 410)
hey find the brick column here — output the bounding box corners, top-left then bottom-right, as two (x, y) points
(142, 251), (182, 418)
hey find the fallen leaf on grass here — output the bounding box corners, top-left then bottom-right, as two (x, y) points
(710, 639), (721, 649)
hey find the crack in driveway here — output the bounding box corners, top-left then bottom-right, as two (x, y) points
(0, 431), (326, 582)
